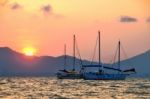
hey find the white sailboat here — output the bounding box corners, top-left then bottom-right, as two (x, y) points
(82, 31), (136, 80)
(57, 35), (82, 79)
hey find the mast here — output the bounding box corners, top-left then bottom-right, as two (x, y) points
(64, 44), (66, 70)
(73, 35), (75, 71)
(98, 31), (101, 66)
(98, 31), (102, 72)
(118, 41), (121, 70)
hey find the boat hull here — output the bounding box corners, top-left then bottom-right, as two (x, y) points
(57, 73), (82, 79)
(83, 73), (128, 80)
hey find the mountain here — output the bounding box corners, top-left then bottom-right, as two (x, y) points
(0, 47), (149, 77)
(0, 47), (91, 76)
(120, 50), (150, 78)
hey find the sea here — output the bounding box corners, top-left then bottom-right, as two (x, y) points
(0, 77), (149, 99)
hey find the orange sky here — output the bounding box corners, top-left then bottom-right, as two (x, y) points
(0, 0), (150, 63)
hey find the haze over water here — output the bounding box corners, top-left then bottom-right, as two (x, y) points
(0, 77), (149, 99)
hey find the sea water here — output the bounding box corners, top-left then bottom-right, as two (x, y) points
(0, 77), (150, 99)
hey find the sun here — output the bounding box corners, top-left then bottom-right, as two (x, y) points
(22, 47), (37, 56)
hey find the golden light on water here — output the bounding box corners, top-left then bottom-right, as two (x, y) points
(22, 47), (37, 56)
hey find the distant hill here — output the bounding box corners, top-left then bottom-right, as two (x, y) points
(0, 47), (90, 76)
(119, 50), (150, 78)
(0, 47), (149, 77)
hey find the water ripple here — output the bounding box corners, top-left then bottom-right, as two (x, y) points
(0, 77), (149, 99)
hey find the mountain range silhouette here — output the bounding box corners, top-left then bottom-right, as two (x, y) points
(0, 47), (149, 77)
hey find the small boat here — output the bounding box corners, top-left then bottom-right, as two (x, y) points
(57, 35), (83, 79)
(57, 70), (82, 79)
(82, 31), (136, 80)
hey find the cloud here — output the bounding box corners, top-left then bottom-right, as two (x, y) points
(41, 5), (52, 13)
(0, 0), (8, 6)
(146, 17), (150, 22)
(40, 4), (64, 18)
(120, 16), (137, 23)
(11, 3), (21, 10)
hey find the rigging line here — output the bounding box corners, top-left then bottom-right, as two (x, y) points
(110, 43), (119, 67)
(120, 44), (132, 67)
(120, 44), (128, 59)
(75, 38), (83, 66)
(75, 38), (85, 73)
(114, 43), (119, 65)
(91, 35), (99, 65)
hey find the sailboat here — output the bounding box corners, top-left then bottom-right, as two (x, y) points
(57, 35), (83, 79)
(56, 44), (69, 74)
(82, 31), (136, 80)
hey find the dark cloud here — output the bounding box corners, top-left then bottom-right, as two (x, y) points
(120, 16), (137, 23)
(41, 4), (64, 18)
(11, 3), (21, 10)
(41, 5), (52, 13)
(146, 17), (150, 22)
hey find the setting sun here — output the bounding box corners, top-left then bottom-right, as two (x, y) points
(22, 47), (36, 56)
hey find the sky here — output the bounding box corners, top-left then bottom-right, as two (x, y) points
(0, 0), (150, 63)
